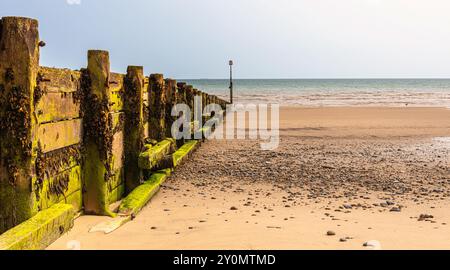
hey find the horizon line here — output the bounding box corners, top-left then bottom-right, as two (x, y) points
(180, 77), (450, 80)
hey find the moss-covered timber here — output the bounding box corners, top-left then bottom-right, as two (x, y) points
(118, 169), (170, 216)
(123, 66), (144, 193)
(138, 139), (175, 170)
(148, 74), (166, 140)
(119, 140), (198, 217)
(176, 82), (187, 105)
(81, 50), (115, 217)
(185, 85), (195, 121)
(0, 17), (40, 233)
(0, 204), (74, 250)
(164, 78), (177, 138)
(173, 140), (199, 167)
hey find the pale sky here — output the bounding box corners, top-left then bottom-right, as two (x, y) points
(2, 0), (450, 78)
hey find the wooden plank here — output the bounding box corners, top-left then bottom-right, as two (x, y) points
(37, 119), (82, 153)
(37, 166), (82, 211)
(109, 73), (124, 112)
(61, 191), (83, 213)
(109, 72), (124, 93)
(111, 112), (124, 132)
(36, 145), (81, 179)
(0, 204), (75, 250)
(138, 139), (175, 170)
(109, 168), (124, 190)
(112, 130), (124, 170)
(108, 182), (125, 204)
(110, 112), (124, 185)
(173, 140), (199, 167)
(143, 122), (149, 139)
(36, 92), (80, 123)
(143, 94), (149, 107)
(38, 67), (81, 93)
(110, 90), (124, 112)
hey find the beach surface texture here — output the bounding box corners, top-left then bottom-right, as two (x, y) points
(48, 107), (450, 250)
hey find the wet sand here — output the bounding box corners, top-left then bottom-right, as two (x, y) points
(48, 107), (450, 250)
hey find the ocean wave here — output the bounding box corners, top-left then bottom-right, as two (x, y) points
(186, 79), (450, 107)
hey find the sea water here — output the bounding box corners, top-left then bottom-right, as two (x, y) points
(184, 79), (450, 107)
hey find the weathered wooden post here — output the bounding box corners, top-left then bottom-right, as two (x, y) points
(201, 91), (207, 123)
(185, 85), (194, 121)
(176, 82), (187, 105)
(148, 74), (166, 141)
(192, 88), (202, 139)
(164, 79), (177, 139)
(0, 17), (40, 233)
(82, 50), (115, 216)
(175, 82), (187, 147)
(123, 66), (144, 193)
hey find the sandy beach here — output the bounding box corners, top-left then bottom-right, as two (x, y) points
(48, 106), (450, 250)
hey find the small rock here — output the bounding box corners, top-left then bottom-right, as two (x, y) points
(418, 214), (434, 221)
(390, 207), (401, 212)
(339, 238), (347, 242)
(326, 230), (336, 236)
(230, 206), (238, 210)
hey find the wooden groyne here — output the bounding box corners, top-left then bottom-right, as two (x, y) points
(0, 16), (227, 249)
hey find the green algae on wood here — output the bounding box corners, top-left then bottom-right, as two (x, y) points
(81, 50), (115, 217)
(118, 170), (170, 216)
(34, 143), (82, 214)
(34, 67), (82, 123)
(148, 74), (167, 140)
(0, 17), (40, 233)
(164, 78), (178, 138)
(184, 85), (195, 121)
(36, 165), (82, 211)
(119, 139), (199, 218)
(107, 182), (125, 205)
(0, 203), (74, 250)
(138, 139), (175, 170)
(123, 66), (144, 193)
(173, 140), (199, 167)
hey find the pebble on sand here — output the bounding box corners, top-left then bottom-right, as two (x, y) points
(326, 231), (336, 236)
(418, 214), (434, 221)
